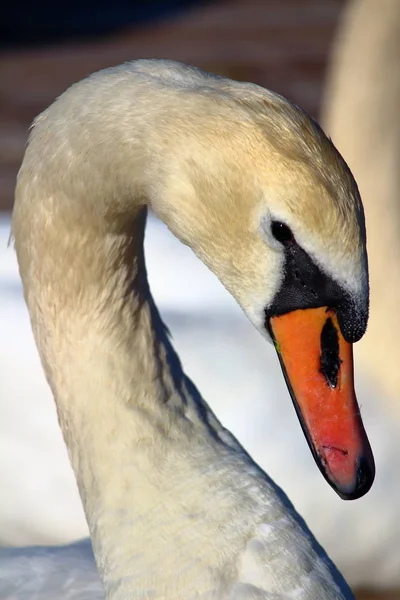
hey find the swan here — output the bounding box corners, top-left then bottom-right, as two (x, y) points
(2, 10), (400, 586)
(6, 59), (375, 598)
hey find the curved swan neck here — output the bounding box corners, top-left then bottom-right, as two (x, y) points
(13, 65), (264, 596)
(12, 61), (357, 600)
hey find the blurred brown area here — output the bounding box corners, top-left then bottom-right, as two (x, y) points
(1, 1), (398, 598)
(358, 594), (400, 600)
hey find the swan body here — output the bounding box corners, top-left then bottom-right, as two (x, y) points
(8, 59), (371, 598)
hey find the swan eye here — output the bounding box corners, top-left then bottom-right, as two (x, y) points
(271, 221), (294, 245)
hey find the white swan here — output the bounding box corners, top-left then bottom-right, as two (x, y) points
(2, 10), (400, 586)
(6, 59), (375, 598)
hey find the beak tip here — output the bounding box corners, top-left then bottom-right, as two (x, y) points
(332, 454), (376, 501)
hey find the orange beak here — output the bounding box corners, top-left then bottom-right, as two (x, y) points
(269, 307), (375, 500)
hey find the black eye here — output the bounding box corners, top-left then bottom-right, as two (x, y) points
(271, 221), (294, 245)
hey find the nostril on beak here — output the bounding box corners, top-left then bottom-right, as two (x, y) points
(319, 315), (342, 388)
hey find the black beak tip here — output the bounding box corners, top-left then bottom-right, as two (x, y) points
(333, 454), (376, 501)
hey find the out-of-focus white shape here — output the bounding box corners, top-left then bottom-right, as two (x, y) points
(1, 213), (399, 588)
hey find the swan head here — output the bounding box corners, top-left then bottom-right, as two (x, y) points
(152, 80), (374, 500)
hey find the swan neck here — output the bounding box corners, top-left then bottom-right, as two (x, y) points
(14, 197), (244, 597)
